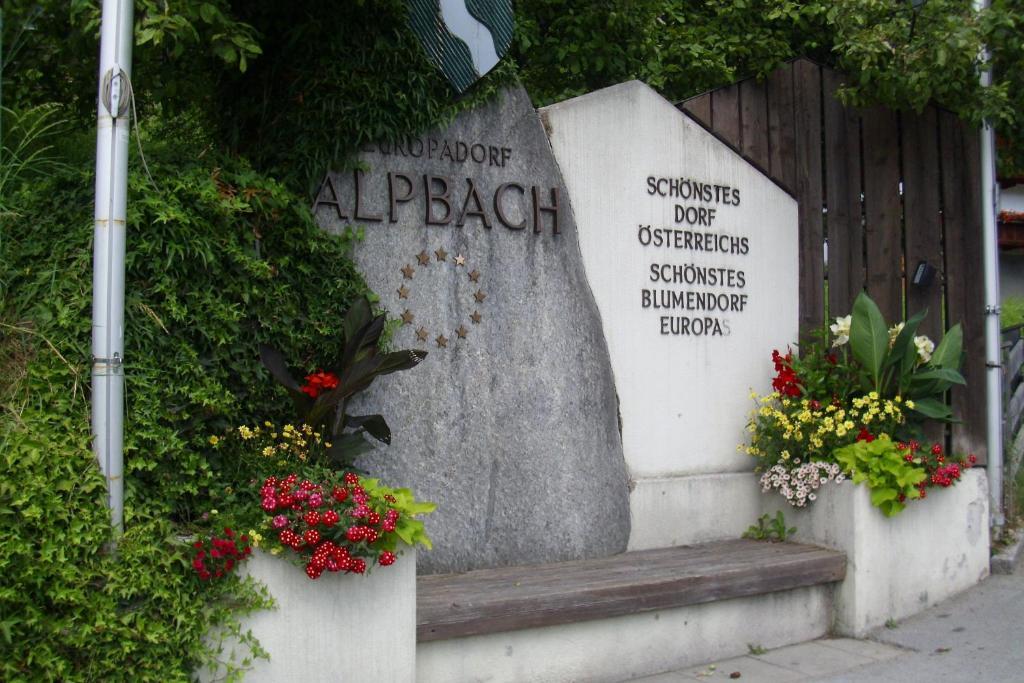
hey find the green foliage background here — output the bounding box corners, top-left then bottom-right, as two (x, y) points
(3, 0), (1024, 679)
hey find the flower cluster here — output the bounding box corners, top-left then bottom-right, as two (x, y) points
(744, 291), (970, 513)
(191, 528), (253, 581)
(300, 370), (339, 398)
(759, 461), (844, 507)
(896, 440), (977, 501)
(745, 390), (906, 468)
(832, 315), (935, 365)
(259, 471), (428, 580)
(771, 349), (802, 397)
(215, 422), (331, 469)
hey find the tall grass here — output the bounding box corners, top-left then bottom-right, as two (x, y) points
(0, 104), (71, 215)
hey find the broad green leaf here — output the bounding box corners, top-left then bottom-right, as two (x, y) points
(909, 397), (954, 420)
(199, 3), (218, 24)
(930, 324), (964, 370)
(886, 307), (926, 372)
(850, 292), (889, 384)
(870, 487), (898, 506)
(909, 368), (966, 387)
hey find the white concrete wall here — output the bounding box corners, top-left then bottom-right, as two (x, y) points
(541, 80), (799, 551)
(1002, 185), (1024, 213)
(763, 471), (990, 636)
(417, 585), (831, 683)
(627, 472), (762, 550)
(200, 550), (416, 682)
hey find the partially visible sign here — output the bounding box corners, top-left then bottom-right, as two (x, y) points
(407, 0), (513, 93)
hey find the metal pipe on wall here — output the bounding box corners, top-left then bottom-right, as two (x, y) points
(974, 0), (1005, 529)
(92, 0), (134, 535)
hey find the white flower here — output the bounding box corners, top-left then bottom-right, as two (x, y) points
(808, 493), (817, 501)
(830, 315), (852, 347)
(888, 322), (905, 348)
(914, 335), (935, 364)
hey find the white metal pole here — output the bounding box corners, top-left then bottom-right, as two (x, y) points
(92, 0), (133, 535)
(974, 0), (1004, 529)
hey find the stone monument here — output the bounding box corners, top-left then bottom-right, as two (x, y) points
(541, 81), (799, 550)
(315, 86), (631, 573)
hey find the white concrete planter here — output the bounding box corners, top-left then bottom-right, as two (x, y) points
(202, 549), (416, 682)
(764, 470), (990, 636)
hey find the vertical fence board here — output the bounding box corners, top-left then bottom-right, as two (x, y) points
(681, 94), (712, 129)
(861, 106), (903, 322)
(901, 108), (944, 340)
(940, 112), (987, 462)
(684, 59), (987, 460)
(793, 60), (824, 335)
(766, 62), (797, 192)
(822, 69), (864, 320)
(711, 84), (742, 147)
(740, 79), (770, 171)
(954, 118), (988, 461)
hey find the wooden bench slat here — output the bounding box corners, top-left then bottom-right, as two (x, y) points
(417, 540), (846, 642)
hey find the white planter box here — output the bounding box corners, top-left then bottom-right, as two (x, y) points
(764, 470), (990, 636)
(201, 549), (416, 682)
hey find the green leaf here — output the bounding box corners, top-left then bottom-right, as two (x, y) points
(909, 368), (966, 388)
(850, 292), (889, 385)
(888, 309), (928, 390)
(199, 3), (218, 24)
(930, 324), (964, 370)
(871, 487), (898, 506)
(909, 397), (954, 420)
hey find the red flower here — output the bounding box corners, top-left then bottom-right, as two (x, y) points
(855, 427), (875, 443)
(300, 370), (340, 399)
(770, 349), (802, 398)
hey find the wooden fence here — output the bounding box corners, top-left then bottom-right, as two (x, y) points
(679, 58), (987, 462)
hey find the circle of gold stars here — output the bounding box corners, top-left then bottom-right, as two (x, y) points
(395, 247), (486, 349)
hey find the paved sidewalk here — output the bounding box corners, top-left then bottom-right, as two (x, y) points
(630, 556), (1024, 682)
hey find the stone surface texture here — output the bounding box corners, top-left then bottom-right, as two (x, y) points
(316, 86), (630, 574)
(763, 470), (990, 636)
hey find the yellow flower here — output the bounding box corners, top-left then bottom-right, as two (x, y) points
(208, 435), (220, 445)
(264, 421), (273, 428)
(781, 450), (791, 460)
(905, 400), (915, 409)
(248, 530), (263, 548)
(262, 446), (275, 457)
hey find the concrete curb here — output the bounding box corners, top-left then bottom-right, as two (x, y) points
(991, 527), (1024, 574)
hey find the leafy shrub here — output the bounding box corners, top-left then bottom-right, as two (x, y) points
(834, 436), (929, 516)
(0, 112), (369, 679)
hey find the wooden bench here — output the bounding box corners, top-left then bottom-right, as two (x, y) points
(417, 539), (846, 642)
